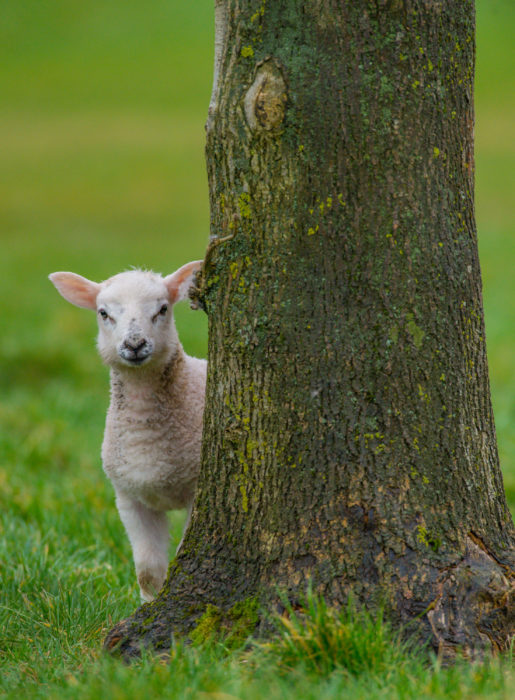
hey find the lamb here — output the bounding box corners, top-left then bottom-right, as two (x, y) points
(49, 262), (206, 601)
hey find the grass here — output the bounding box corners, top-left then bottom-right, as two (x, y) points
(0, 0), (513, 697)
(259, 592), (413, 678)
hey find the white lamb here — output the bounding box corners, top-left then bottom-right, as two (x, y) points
(49, 262), (206, 601)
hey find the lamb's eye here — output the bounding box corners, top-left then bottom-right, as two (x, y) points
(159, 304), (168, 316)
(98, 309), (109, 320)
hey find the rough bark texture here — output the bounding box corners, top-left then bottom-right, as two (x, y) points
(105, 0), (515, 660)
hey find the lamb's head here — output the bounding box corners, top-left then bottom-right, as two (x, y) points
(49, 261), (202, 369)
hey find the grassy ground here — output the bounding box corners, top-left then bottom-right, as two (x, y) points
(0, 1), (513, 697)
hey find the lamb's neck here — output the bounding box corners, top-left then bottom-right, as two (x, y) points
(109, 348), (187, 415)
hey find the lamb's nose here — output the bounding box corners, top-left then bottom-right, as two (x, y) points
(120, 338), (151, 364)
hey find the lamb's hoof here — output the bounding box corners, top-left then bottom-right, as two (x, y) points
(137, 570), (164, 602)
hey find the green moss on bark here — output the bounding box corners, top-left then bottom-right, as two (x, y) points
(190, 598), (260, 649)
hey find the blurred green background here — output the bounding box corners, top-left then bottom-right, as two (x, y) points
(0, 0), (513, 529)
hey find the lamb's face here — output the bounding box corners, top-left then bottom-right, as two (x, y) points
(49, 260), (203, 371)
(96, 272), (177, 369)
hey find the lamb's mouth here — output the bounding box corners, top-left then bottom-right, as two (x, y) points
(119, 351), (153, 366)
(125, 356), (150, 366)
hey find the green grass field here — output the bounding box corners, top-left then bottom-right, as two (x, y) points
(0, 1), (514, 697)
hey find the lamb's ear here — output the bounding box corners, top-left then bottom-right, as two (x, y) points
(49, 272), (100, 310)
(164, 260), (203, 304)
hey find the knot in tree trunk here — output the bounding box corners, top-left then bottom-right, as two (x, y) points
(244, 60), (287, 132)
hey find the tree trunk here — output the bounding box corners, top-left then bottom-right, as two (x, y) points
(105, 0), (514, 660)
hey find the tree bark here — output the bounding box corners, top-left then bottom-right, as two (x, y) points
(105, 0), (515, 660)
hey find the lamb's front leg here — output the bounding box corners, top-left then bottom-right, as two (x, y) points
(115, 490), (170, 602)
